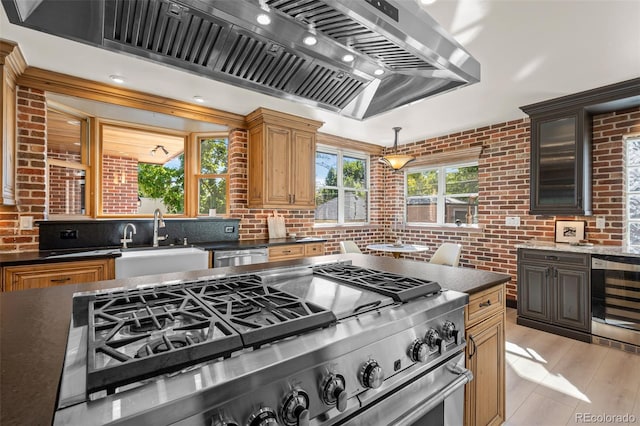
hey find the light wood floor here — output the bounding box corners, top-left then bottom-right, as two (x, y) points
(505, 308), (640, 426)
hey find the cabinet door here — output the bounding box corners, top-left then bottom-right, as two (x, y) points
(465, 312), (505, 426)
(290, 130), (315, 207)
(264, 124), (292, 206)
(553, 267), (590, 331)
(529, 110), (590, 215)
(518, 263), (552, 322)
(3, 259), (114, 292)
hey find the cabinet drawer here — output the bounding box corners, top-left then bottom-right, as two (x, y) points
(466, 284), (505, 327)
(519, 249), (589, 268)
(304, 242), (325, 257)
(3, 259), (114, 292)
(269, 244), (305, 260)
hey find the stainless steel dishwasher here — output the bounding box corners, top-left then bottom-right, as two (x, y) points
(212, 247), (269, 267)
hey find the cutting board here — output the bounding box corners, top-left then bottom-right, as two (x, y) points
(268, 211), (287, 239)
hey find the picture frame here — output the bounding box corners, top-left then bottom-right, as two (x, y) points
(555, 220), (586, 244)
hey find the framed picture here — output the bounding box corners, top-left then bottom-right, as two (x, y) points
(555, 220), (585, 244)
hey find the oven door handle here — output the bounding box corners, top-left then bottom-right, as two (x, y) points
(390, 364), (473, 426)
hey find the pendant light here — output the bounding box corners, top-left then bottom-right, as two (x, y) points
(379, 127), (415, 171)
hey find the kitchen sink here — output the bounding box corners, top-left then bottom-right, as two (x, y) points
(115, 246), (209, 279)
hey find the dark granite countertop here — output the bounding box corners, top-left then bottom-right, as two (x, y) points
(0, 254), (509, 426)
(0, 238), (327, 266)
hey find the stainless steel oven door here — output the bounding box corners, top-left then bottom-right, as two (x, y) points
(335, 352), (471, 426)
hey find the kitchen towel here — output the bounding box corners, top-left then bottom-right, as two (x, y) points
(267, 210), (287, 239)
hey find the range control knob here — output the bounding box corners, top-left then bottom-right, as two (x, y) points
(247, 407), (278, 426)
(210, 413), (239, 426)
(408, 339), (429, 363)
(425, 328), (442, 351)
(359, 360), (385, 389)
(281, 389), (310, 426)
(442, 320), (459, 344)
(321, 374), (347, 412)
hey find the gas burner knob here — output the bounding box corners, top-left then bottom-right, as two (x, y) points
(359, 360), (385, 389)
(210, 413), (239, 426)
(425, 328), (443, 351)
(321, 374), (347, 412)
(408, 339), (429, 363)
(441, 320), (459, 344)
(281, 389), (310, 426)
(247, 407), (278, 426)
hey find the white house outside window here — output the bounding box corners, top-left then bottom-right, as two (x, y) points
(626, 136), (640, 249)
(315, 147), (369, 225)
(406, 162), (479, 225)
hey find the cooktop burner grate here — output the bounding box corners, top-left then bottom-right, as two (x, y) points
(185, 275), (337, 347)
(312, 263), (441, 302)
(87, 287), (242, 393)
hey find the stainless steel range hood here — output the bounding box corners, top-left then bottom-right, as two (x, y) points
(2, 0), (480, 120)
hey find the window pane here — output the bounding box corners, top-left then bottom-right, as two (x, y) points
(630, 223), (640, 245)
(315, 188), (338, 223)
(49, 166), (86, 215)
(446, 165), (478, 194)
(629, 168), (640, 192)
(628, 139), (640, 166)
(345, 190), (368, 222)
(407, 170), (438, 196)
(445, 195), (478, 224)
(137, 155), (185, 214)
(630, 195), (640, 219)
(199, 177), (227, 215)
(407, 196), (437, 223)
(316, 152), (338, 188)
(200, 138), (228, 174)
(343, 156), (366, 189)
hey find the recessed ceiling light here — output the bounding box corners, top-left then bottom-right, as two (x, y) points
(257, 13), (271, 25)
(109, 75), (125, 84)
(342, 54), (355, 63)
(66, 120), (80, 126)
(193, 96), (205, 103)
(73, 142), (81, 146)
(303, 35), (317, 46)
(374, 69), (385, 76)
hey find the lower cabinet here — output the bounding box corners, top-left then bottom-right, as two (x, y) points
(2, 258), (115, 291)
(465, 283), (506, 426)
(517, 249), (590, 340)
(268, 242), (325, 261)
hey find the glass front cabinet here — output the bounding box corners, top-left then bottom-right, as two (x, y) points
(528, 109), (592, 215)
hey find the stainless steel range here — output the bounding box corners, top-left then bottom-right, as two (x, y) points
(55, 261), (471, 425)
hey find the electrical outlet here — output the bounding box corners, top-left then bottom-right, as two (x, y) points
(60, 229), (78, 239)
(19, 216), (33, 230)
(505, 216), (520, 226)
(596, 216), (605, 230)
(224, 226), (235, 233)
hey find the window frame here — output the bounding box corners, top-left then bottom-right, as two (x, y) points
(314, 144), (370, 226)
(193, 133), (230, 217)
(405, 160), (479, 226)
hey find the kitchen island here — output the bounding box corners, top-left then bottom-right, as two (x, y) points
(0, 254), (510, 426)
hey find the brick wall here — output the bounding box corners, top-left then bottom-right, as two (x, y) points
(0, 87), (46, 252)
(48, 150), (84, 215)
(101, 154), (138, 214)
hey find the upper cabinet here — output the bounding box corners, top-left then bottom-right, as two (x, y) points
(246, 108), (323, 209)
(529, 108), (591, 216)
(0, 40), (26, 207)
(521, 78), (640, 216)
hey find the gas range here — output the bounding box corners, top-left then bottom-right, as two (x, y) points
(55, 261), (470, 425)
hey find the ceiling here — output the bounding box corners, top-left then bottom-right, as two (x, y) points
(1, 0), (639, 146)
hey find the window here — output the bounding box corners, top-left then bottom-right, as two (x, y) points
(315, 147), (369, 224)
(196, 135), (229, 215)
(627, 136), (640, 249)
(406, 162), (479, 225)
(47, 106), (90, 217)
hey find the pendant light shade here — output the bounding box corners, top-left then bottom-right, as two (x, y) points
(380, 127), (415, 170)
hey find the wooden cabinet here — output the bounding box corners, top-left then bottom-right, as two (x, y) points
(465, 283), (505, 426)
(246, 108), (323, 209)
(269, 242), (325, 261)
(2, 258), (115, 291)
(0, 40), (26, 206)
(526, 109), (591, 215)
(517, 249), (590, 341)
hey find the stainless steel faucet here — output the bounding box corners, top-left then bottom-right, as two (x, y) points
(153, 208), (168, 247)
(121, 223), (136, 249)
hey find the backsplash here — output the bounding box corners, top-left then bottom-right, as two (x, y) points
(38, 218), (239, 251)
